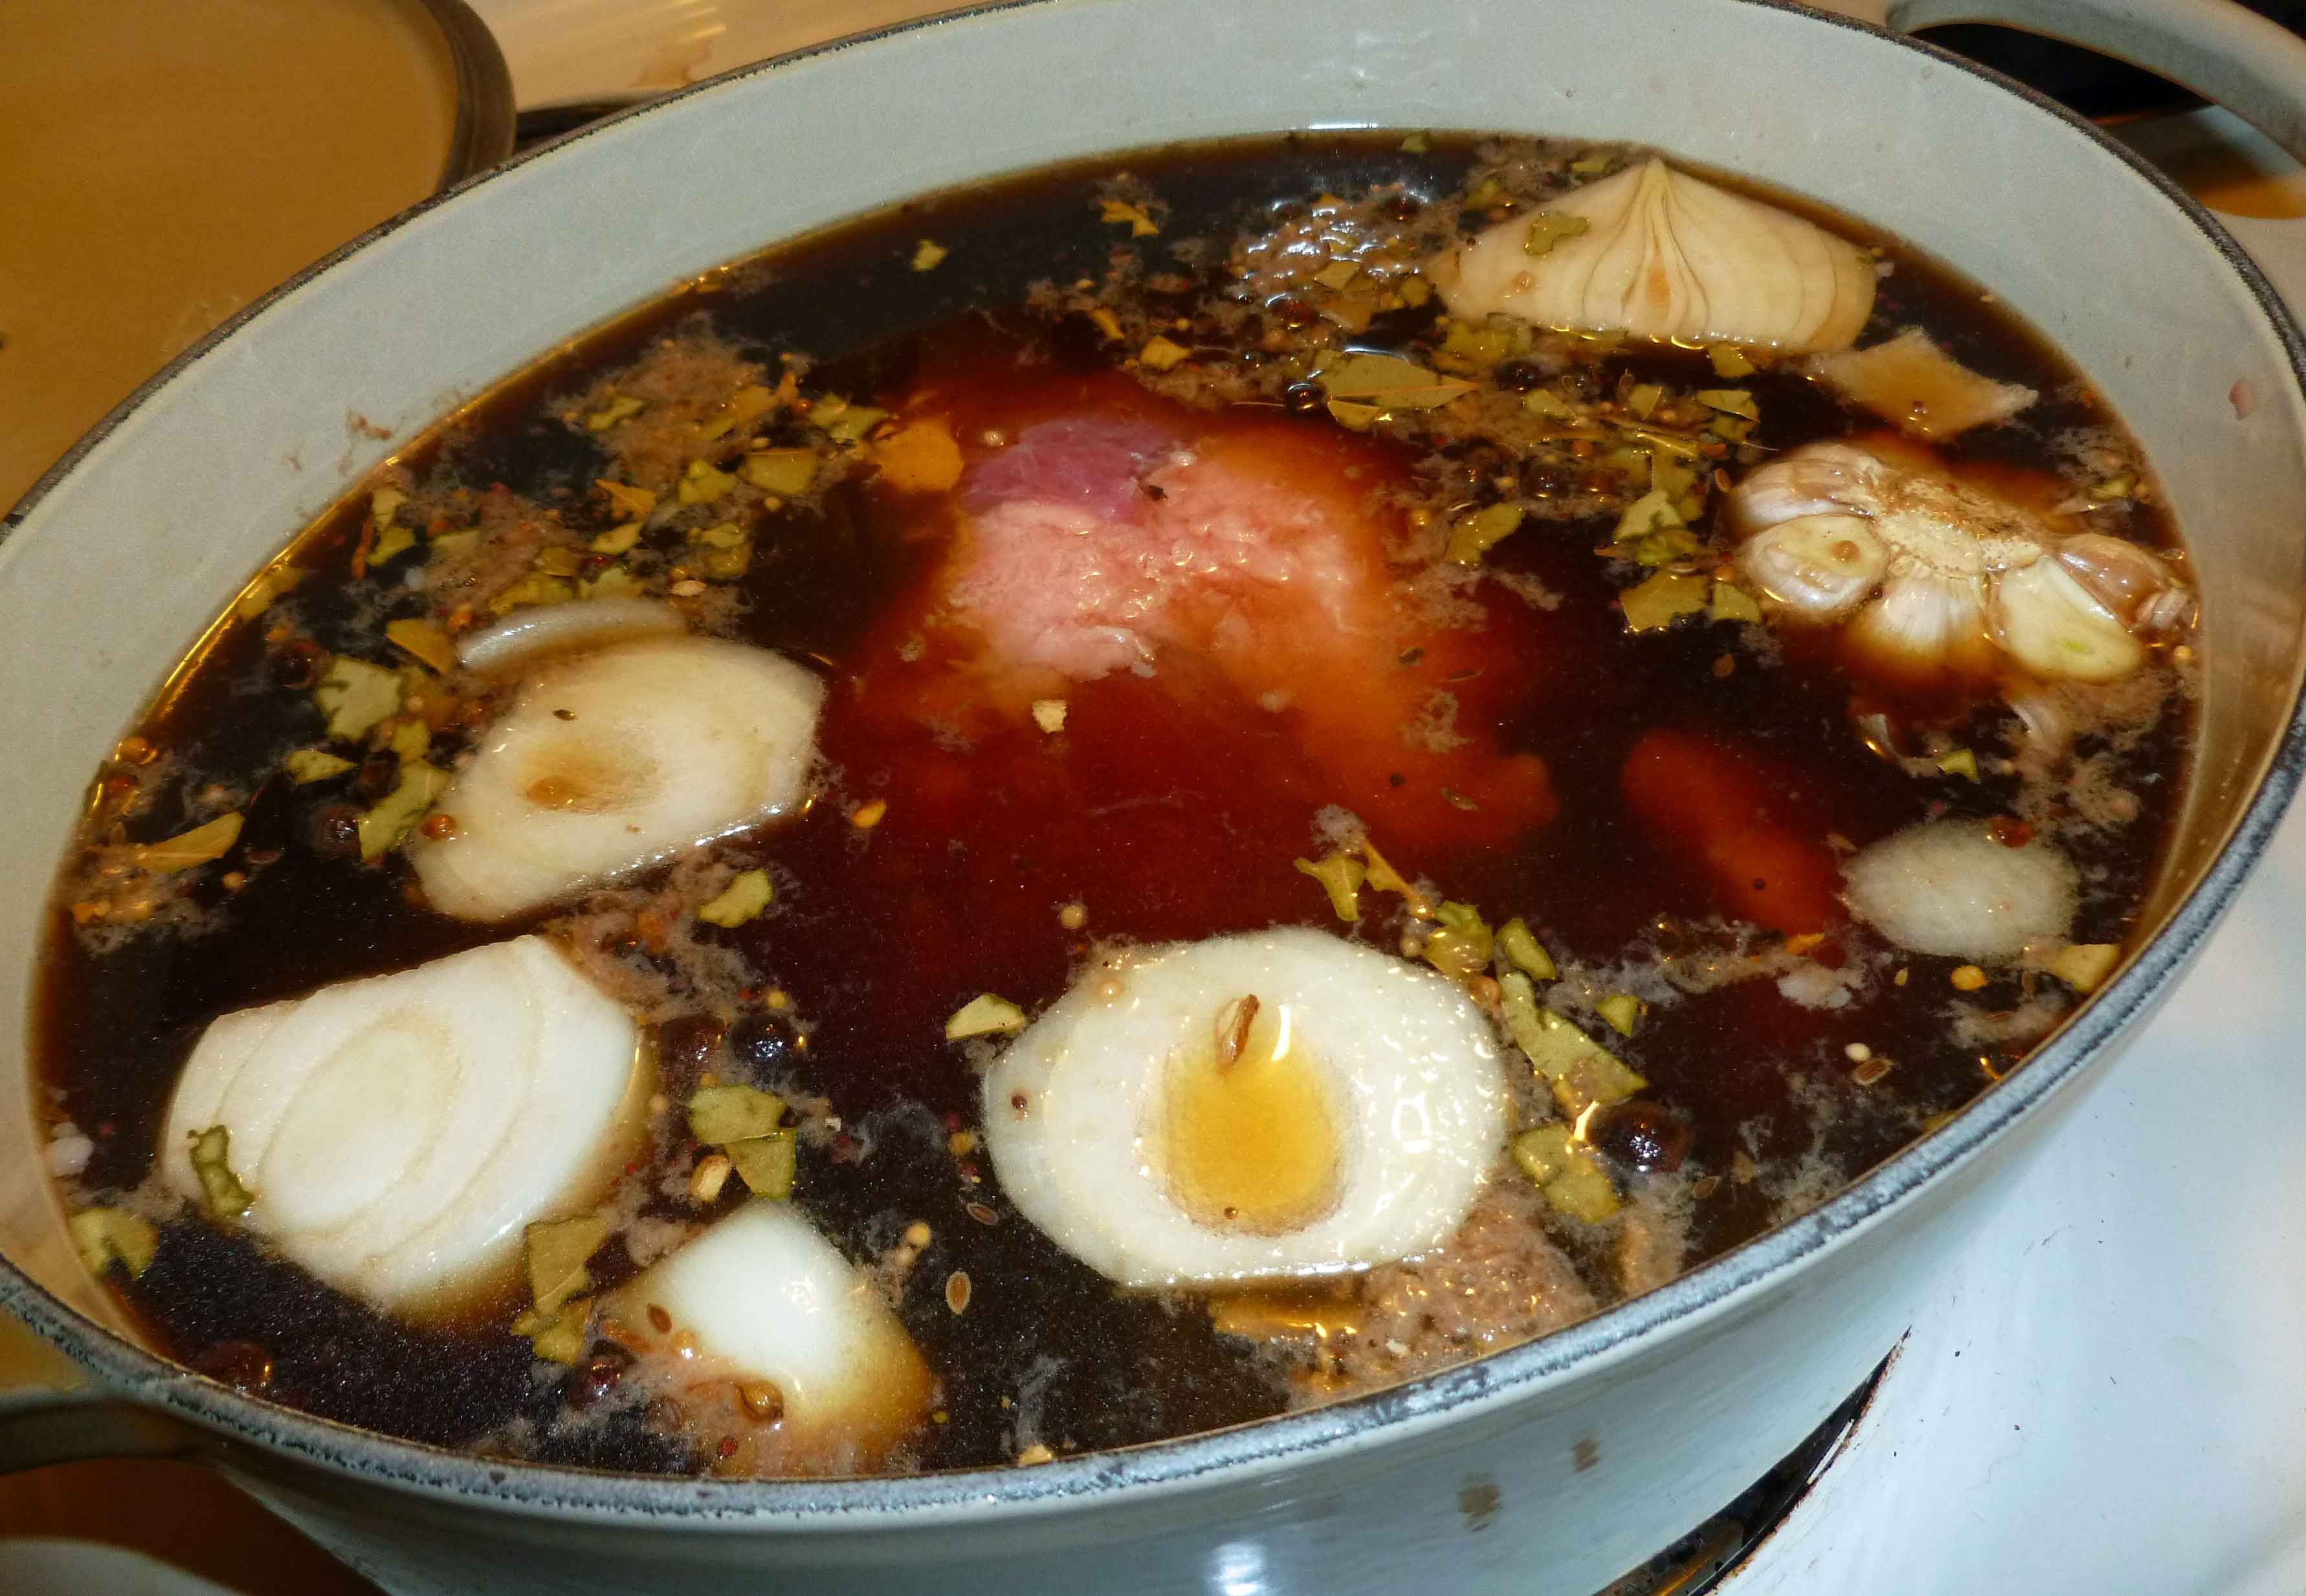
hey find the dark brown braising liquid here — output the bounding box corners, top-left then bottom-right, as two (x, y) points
(34, 133), (2190, 1474)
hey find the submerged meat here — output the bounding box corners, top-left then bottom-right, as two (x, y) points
(877, 392), (1556, 851)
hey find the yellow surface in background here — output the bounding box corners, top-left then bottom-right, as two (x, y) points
(0, 0), (459, 514)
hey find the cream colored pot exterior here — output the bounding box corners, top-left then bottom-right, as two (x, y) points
(3, 1), (2305, 1591)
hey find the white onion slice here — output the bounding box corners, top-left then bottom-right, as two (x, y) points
(603, 1201), (934, 1464)
(982, 929), (1507, 1289)
(160, 936), (646, 1311)
(1843, 820), (2078, 960)
(410, 635), (824, 921)
(456, 598), (685, 675)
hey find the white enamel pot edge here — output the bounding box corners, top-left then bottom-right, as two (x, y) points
(4, 0), (2305, 1590)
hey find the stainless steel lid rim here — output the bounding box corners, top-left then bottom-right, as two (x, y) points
(2, 0), (2300, 1525)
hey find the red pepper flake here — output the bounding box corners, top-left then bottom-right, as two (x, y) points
(716, 1436), (738, 1459)
(1986, 815), (2035, 848)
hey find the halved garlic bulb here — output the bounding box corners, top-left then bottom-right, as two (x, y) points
(160, 936), (647, 1311)
(410, 635), (824, 921)
(981, 929), (1507, 1289)
(1440, 159), (1875, 353)
(1844, 819), (2077, 960)
(602, 1201), (934, 1472)
(1810, 327), (2037, 441)
(1725, 441), (2192, 686)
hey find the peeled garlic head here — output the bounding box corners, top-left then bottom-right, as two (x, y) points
(1844, 820), (2078, 960)
(411, 635), (825, 921)
(160, 936), (647, 1312)
(603, 1201), (935, 1472)
(1726, 441), (2189, 686)
(981, 928), (1507, 1289)
(1441, 158), (1875, 353)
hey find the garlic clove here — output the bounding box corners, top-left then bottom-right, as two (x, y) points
(410, 635), (825, 921)
(2054, 533), (2196, 639)
(1737, 514), (1889, 620)
(1810, 327), (2037, 441)
(161, 936), (647, 1313)
(456, 597), (686, 676)
(1442, 159), (1874, 353)
(602, 1201), (935, 1472)
(1844, 567), (1997, 682)
(1845, 819), (2078, 960)
(1991, 559), (2146, 683)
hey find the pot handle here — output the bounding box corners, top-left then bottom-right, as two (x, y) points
(0, 1314), (201, 1472)
(1843, 0), (2306, 163)
(0, 1384), (204, 1472)
(1841, 0), (2306, 294)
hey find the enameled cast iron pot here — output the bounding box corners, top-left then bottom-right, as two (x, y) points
(5, 1), (2306, 1590)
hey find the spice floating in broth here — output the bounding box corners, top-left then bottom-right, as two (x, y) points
(34, 132), (2195, 1478)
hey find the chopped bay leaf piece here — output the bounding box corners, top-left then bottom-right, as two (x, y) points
(1707, 344), (1757, 379)
(1709, 580), (1764, 625)
(1424, 901), (1494, 980)
(1293, 852), (1366, 922)
(384, 618), (456, 674)
(586, 394), (645, 431)
(69, 1207), (158, 1279)
(677, 459), (738, 505)
(1612, 487), (1683, 544)
(1522, 388), (1575, 421)
(518, 1297), (592, 1364)
(727, 1132), (797, 1199)
(1512, 1124), (1620, 1222)
(819, 401), (889, 445)
(526, 1212), (611, 1316)
(283, 748), (355, 785)
(1693, 388), (1759, 420)
(687, 1084), (787, 1146)
(741, 449), (819, 497)
(1936, 748), (1981, 782)
(357, 761), (447, 861)
(313, 656), (402, 740)
(946, 993), (1027, 1040)
(386, 718), (432, 762)
(1498, 918), (1557, 981)
(232, 564), (309, 621)
(126, 812), (241, 874)
(1621, 570), (1711, 632)
(189, 1125), (254, 1221)
(596, 478), (658, 520)
(697, 869), (773, 928)
(2049, 942), (2121, 993)
(589, 523), (643, 555)
(1358, 837), (1434, 919)
(1445, 503), (1525, 566)
(911, 239), (949, 272)
(370, 524), (417, 567)
(488, 573), (577, 615)
(1498, 976), (1645, 1115)
(1314, 353), (1476, 427)
(1596, 993), (1644, 1036)
(1098, 198), (1160, 236)
(1138, 335), (1191, 373)
(1524, 212), (1592, 256)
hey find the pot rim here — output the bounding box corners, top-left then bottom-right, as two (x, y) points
(5, 0), (2302, 1527)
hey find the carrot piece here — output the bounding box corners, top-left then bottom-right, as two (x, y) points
(1620, 728), (1844, 935)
